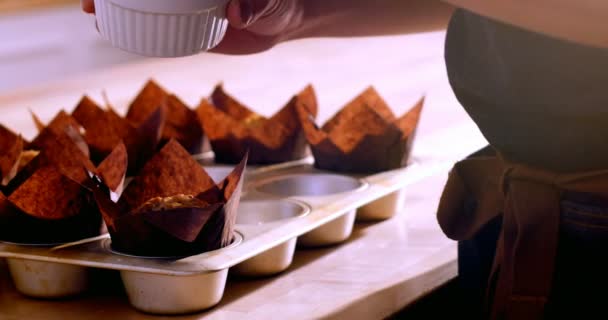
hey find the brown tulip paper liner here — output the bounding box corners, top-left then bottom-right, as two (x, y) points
(0, 129), (27, 187)
(126, 80), (205, 154)
(0, 124), (20, 153)
(89, 139), (247, 257)
(71, 95), (165, 174)
(0, 129), (125, 244)
(296, 87), (424, 174)
(29, 110), (89, 158)
(195, 84), (318, 165)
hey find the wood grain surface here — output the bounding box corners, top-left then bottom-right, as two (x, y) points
(0, 0), (77, 13)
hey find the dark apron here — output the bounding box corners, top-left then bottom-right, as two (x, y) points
(438, 146), (608, 319)
(443, 9), (608, 318)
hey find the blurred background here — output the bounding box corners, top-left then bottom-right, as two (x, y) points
(0, 0), (461, 139)
(0, 0), (144, 93)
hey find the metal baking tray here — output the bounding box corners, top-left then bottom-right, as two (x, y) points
(0, 154), (451, 314)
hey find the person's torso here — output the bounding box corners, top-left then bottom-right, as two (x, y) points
(445, 9), (608, 172)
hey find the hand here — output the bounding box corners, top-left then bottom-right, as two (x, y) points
(212, 0), (305, 55)
(81, 1), (455, 54)
(80, 0), (304, 55)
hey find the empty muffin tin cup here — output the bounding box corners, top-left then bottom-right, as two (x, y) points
(7, 258), (89, 298)
(298, 209), (357, 247)
(232, 200), (309, 277)
(356, 188), (407, 221)
(255, 174), (364, 198)
(232, 239), (297, 277)
(107, 233), (242, 315)
(255, 174), (363, 247)
(121, 269), (228, 315)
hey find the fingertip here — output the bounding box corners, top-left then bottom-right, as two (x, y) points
(227, 0), (255, 29)
(82, 0), (95, 13)
(227, 0), (245, 29)
(210, 27), (276, 55)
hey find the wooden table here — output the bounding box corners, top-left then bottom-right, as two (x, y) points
(0, 0), (77, 14)
(0, 30), (487, 319)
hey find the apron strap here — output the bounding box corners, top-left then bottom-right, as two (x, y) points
(437, 149), (608, 319)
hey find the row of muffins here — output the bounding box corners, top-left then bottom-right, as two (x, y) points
(68, 80), (423, 173)
(0, 121), (245, 256)
(199, 83), (423, 173)
(0, 80), (423, 256)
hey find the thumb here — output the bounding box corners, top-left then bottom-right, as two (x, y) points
(226, 0), (277, 29)
(81, 0), (95, 13)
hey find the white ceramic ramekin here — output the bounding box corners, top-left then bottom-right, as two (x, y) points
(94, 0), (230, 57)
